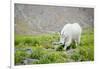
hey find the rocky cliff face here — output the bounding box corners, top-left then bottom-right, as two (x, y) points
(15, 3), (94, 35)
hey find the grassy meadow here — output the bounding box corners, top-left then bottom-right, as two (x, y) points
(14, 31), (94, 65)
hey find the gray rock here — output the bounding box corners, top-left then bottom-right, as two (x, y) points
(25, 48), (33, 55)
(23, 58), (39, 65)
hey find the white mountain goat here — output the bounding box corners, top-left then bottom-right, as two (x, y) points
(59, 23), (82, 50)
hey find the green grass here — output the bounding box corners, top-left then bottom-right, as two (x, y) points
(15, 31), (94, 65)
(15, 50), (30, 65)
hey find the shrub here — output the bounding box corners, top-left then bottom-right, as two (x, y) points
(15, 50), (30, 65)
(70, 45), (94, 61)
(38, 52), (68, 64)
(31, 46), (47, 59)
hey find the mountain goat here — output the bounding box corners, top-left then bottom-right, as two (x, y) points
(59, 23), (82, 50)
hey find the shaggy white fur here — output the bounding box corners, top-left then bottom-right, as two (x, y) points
(60, 23), (82, 50)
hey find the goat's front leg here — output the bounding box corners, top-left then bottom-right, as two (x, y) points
(64, 38), (72, 50)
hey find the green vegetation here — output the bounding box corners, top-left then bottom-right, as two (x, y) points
(15, 31), (94, 65)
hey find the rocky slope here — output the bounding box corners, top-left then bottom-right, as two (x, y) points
(15, 3), (94, 35)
